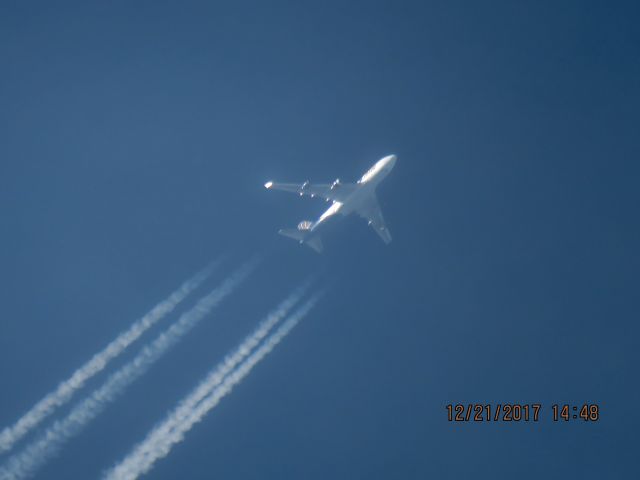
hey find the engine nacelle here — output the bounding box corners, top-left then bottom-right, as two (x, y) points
(297, 220), (313, 231)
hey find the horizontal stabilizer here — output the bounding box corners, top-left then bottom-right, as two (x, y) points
(278, 228), (305, 243)
(305, 236), (323, 253)
(278, 228), (323, 254)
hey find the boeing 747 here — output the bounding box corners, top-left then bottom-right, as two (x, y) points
(264, 154), (396, 253)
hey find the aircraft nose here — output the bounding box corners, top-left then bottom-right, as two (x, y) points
(384, 154), (397, 168)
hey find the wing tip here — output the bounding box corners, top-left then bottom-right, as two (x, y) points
(380, 229), (392, 244)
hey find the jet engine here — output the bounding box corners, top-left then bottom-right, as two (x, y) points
(299, 180), (309, 196)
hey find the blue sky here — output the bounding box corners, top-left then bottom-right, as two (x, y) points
(0, 1), (638, 478)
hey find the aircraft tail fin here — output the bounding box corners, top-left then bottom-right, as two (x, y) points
(278, 227), (323, 254)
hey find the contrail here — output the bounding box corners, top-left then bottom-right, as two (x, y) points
(105, 291), (323, 480)
(127, 280), (312, 449)
(0, 259), (258, 480)
(0, 259), (221, 455)
(105, 283), (313, 479)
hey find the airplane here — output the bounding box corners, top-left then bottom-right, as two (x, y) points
(264, 154), (396, 253)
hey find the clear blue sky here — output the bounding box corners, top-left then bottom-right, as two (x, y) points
(0, 1), (638, 478)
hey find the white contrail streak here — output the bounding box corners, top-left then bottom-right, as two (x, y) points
(104, 283), (314, 479)
(0, 259), (258, 480)
(105, 291), (323, 480)
(0, 259), (221, 455)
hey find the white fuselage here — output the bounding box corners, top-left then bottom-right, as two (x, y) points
(310, 154), (396, 233)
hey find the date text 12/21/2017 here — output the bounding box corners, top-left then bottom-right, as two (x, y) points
(446, 404), (600, 422)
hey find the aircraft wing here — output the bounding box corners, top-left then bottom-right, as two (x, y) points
(265, 181), (356, 202)
(356, 194), (392, 244)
